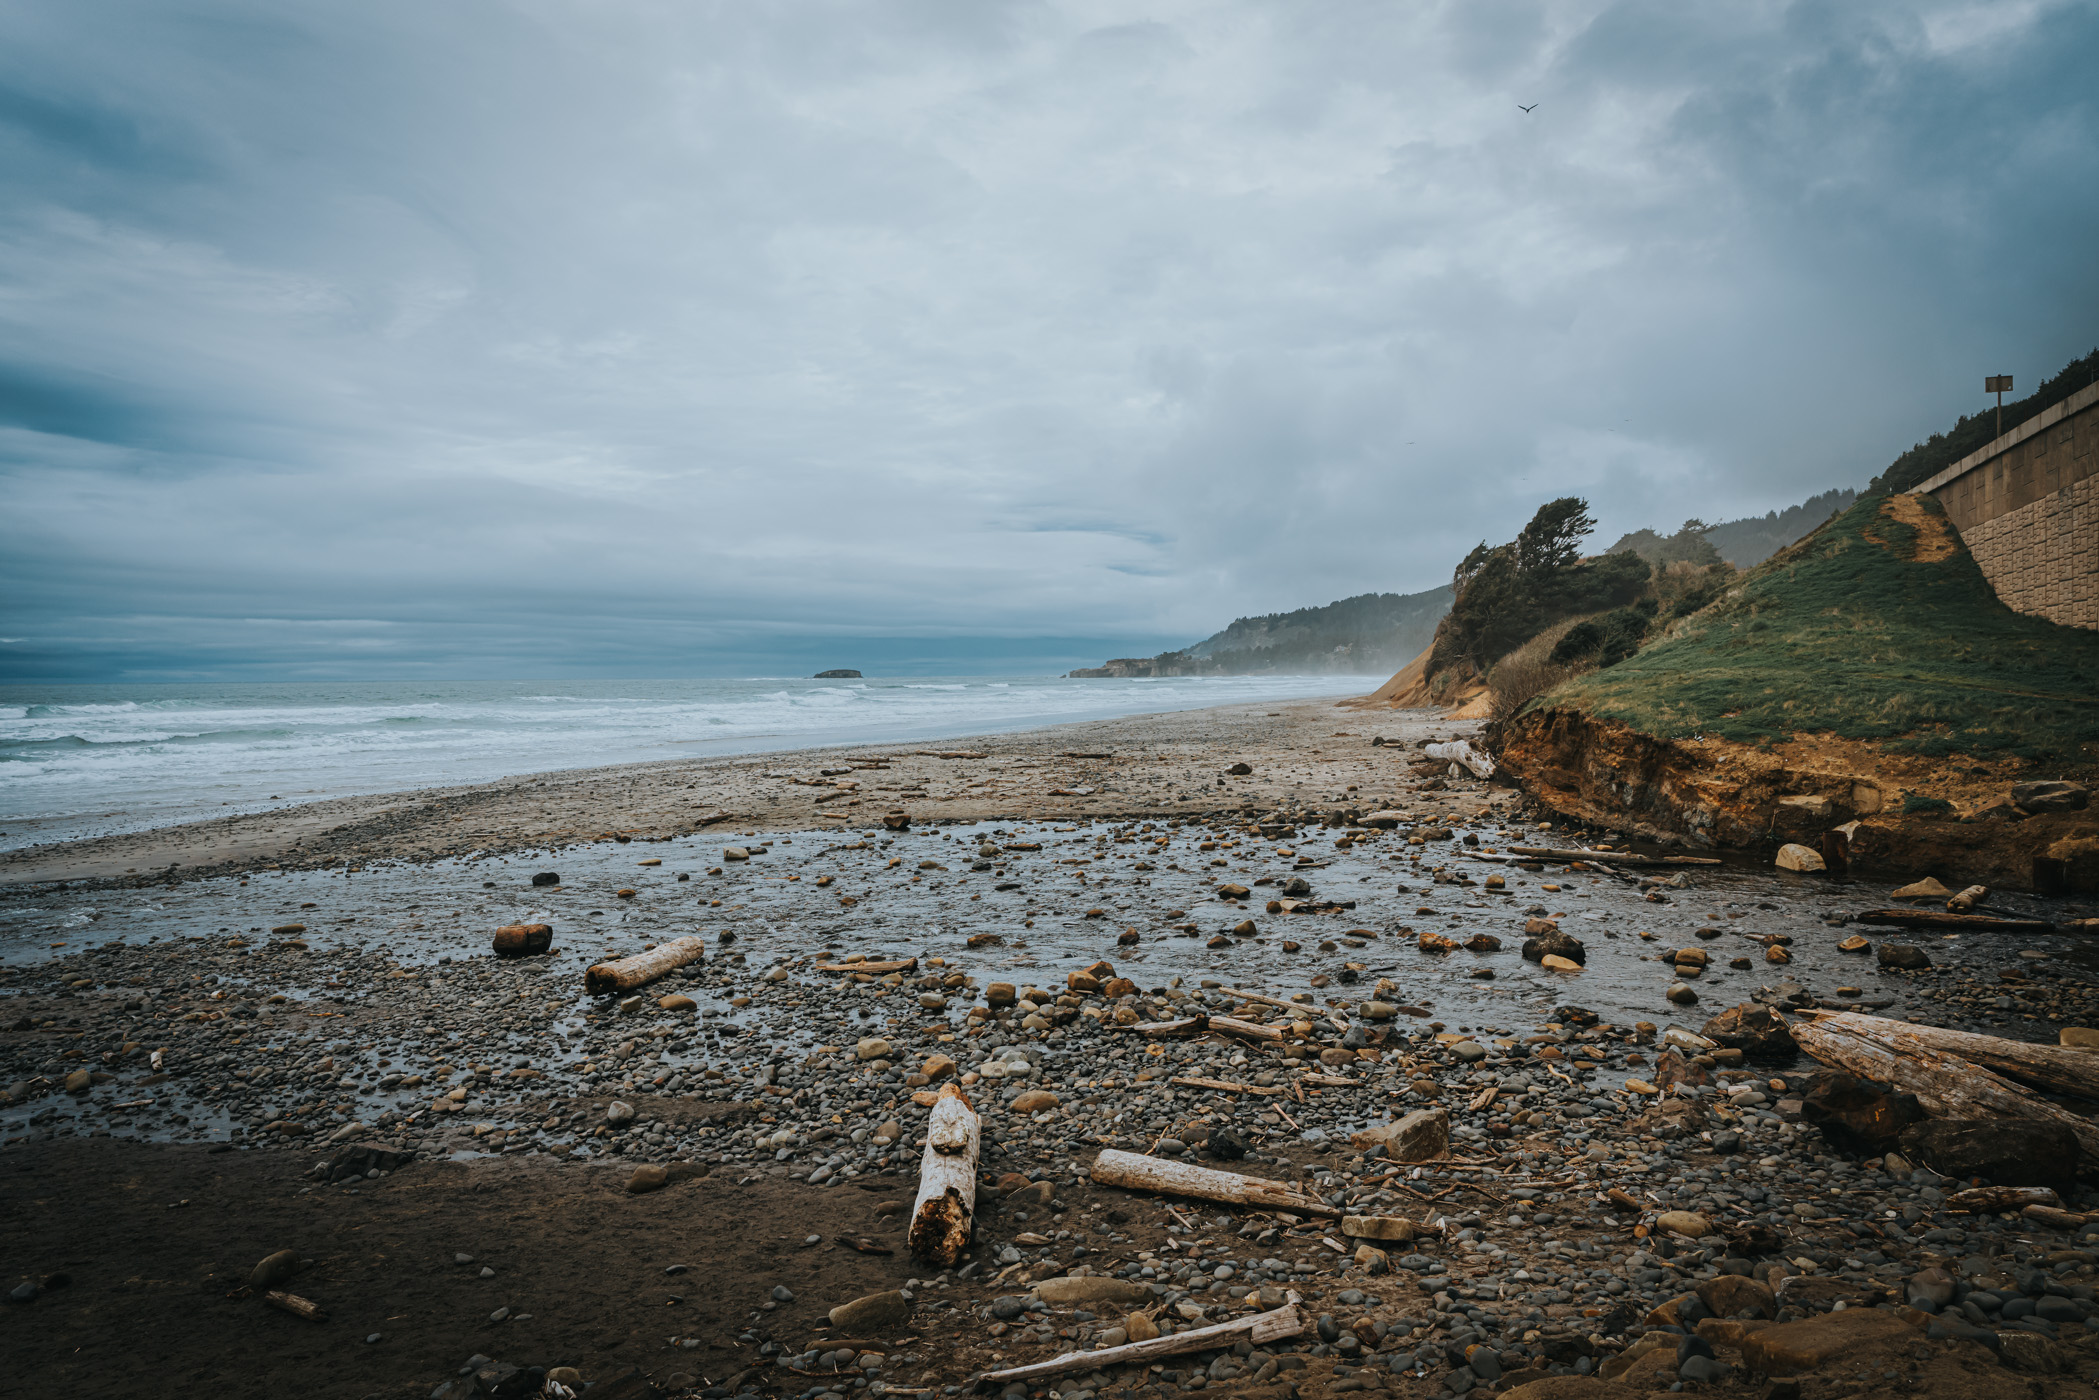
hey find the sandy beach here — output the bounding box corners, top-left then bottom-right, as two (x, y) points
(0, 697), (1489, 888)
(4, 696), (2097, 1400)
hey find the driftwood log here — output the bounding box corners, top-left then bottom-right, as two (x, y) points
(816, 958), (917, 975)
(1091, 1148), (1339, 1217)
(1220, 987), (1348, 1031)
(584, 936), (707, 996)
(1796, 1012), (2099, 1100)
(1425, 740), (1496, 779)
(1505, 846), (1721, 867)
(1945, 1185), (2061, 1213)
(976, 1303), (1303, 1390)
(1853, 909), (2055, 933)
(907, 1084), (980, 1268)
(1791, 1017), (2099, 1162)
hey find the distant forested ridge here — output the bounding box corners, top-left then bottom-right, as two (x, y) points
(1068, 586), (1451, 677)
(1607, 488), (1858, 570)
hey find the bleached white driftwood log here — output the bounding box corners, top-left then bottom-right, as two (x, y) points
(1791, 1017), (2099, 1162)
(1425, 740), (1495, 779)
(975, 1304), (1304, 1389)
(1796, 1012), (2099, 1101)
(908, 1084), (980, 1268)
(583, 936), (706, 996)
(1090, 1148), (1339, 1217)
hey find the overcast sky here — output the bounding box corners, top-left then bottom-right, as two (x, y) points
(3, 0), (2095, 682)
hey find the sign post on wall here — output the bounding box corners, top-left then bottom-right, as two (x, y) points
(1986, 374), (2013, 438)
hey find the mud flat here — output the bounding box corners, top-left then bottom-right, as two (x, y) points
(7, 697), (2099, 1398)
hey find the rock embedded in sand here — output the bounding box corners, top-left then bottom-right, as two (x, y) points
(828, 1289), (912, 1331)
(250, 1249), (301, 1288)
(1033, 1276), (1152, 1307)
(1876, 942), (1931, 970)
(490, 923), (552, 957)
(1351, 1105), (1447, 1160)
(1736, 1307), (1918, 1375)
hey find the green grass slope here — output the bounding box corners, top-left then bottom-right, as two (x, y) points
(1538, 492), (2099, 764)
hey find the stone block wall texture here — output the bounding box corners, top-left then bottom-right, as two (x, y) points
(1927, 380), (2098, 631)
(1959, 474), (2099, 630)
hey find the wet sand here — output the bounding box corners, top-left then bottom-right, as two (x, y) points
(0, 698), (1476, 887)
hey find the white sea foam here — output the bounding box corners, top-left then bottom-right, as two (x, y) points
(0, 673), (1372, 850)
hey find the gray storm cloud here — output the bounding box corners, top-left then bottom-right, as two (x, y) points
(2, 0), (2095, 679)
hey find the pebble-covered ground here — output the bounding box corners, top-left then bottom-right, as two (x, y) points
(5, 707), (2099, 1400)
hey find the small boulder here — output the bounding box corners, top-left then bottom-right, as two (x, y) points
(1126, 1310), (1161, 1342)
(1896, 1120), (2080, 1193)
(1351, 1106), (1448, 1161)
(1694, 1274), (1775, 1319)
(1875, 943), (1931, 970)
(605, 1101), (637, 1125)
(1341, 1216), (1420, 1242)
(1009, 1089), (1058, 1115)
(1891, 876), (1952, 899)
(249, 1249), (301, 1288)
(491, 923), (553, 957)
(1700, 1004), (1794, 1058)
(1657, 1210), (1712, 1239)
(1034, 1276), (1153, 1306)
(530, 871), (561, 887)
(1521, 928), (1586, 966)
(1773, 843), (1825, 872)
(2012, 780), (2089, 814)
(828, 1290), (912, 1331)
(856, 1037), (892, 1062)
(1800, 1072), (1925, 1153)
(657, 994), (696, 1012)
(1736, 1307), (1918, 1376)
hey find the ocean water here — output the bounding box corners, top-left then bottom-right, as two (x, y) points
(0, 673), (1373, 850)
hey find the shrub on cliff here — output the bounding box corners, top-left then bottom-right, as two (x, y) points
(1429, 497), (1651, 679)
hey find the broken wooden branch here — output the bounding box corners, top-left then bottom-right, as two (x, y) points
(1171, 1075), (1283, 1097)
(1122, 1015), (1209, 1038)
(1794, 1012), (2099, 1101)
(584, 936), (707, 996)
(907, 1084), (980, 1268)
(264, 1290), (326, 1322)
(816, 957), (918, 975)
(1207, 1014), (1286, 1043)
(1791, 1017), (2099, 1162)
(1945, 1185), (2061, 1214)
(975, 1304), (1303, 1390)
(1219, 987), (1349, 1032)
(1853, 909), (2055, 933)
(1090, 1148), (1339, 1217)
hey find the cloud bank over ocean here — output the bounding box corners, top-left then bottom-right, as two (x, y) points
(3, 0), (2095, 680)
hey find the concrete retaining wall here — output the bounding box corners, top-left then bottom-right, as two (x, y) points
(1922, 379), (2099, 630)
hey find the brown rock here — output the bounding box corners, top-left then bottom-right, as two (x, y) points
(1216, 884), (1250, 900)
(1700, 1004), (1794, 1058)
(828, 1289), (912, 1331)
(1126, 1310), (1161, 1342)
(491, 923), (552, 957)
(1009, 1089), (1058, 1115)
(249, 1249), (301, 1288)
(921, 1053), (956, 1082)
(1350, 1106), (1448, 1160)
(1694, 1274), (1776, 1319)
(985, 982), (1017, 1005)
(1499, 1379), (1639, 1400)
(1341, 1215), (1420, 1242)
(1800, 1072), (1926, 1152)
(1736, 1307), (1918, 1375)
(1521, 928), (1586, 965)
(657, 994), (696, 1011)
(1896, 1119), (2080, 1193)
(1033, 1276), (1152, 1306)
(1875, 942), (1931, 970)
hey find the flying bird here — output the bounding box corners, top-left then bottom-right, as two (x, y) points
(1518, 103), (1537, 113)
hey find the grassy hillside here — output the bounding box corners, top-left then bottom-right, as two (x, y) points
(1538, 492), (2099, 764)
